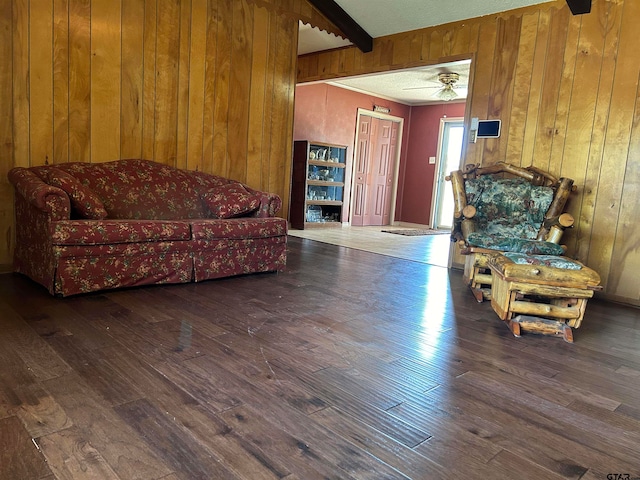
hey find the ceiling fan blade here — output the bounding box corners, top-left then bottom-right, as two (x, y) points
(401, 85), (442, 91)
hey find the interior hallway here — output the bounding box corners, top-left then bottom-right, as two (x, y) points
(288, 225), (452, 267)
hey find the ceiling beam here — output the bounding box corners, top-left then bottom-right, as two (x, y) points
(566, 0), (591, 15)
(306, 0), (373, 53)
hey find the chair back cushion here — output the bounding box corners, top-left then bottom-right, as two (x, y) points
(465, 175), (553, 239)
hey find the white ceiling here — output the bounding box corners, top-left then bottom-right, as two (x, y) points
(328, 59), (471, 106)
(298, 0), (554, 105)
(332, 0), (555, 38)
(298, 21), (352, 56)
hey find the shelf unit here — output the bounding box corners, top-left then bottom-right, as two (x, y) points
(290, 140), (347, 229)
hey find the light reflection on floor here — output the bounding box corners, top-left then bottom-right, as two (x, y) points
(288, 225), (452, 267)
(418, 267), (453, 361)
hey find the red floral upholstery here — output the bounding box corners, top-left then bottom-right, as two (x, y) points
(8, 159), (287, 296)
(193, 237), (287, 282)
(50, 220), (192, 245)
(43, 167), (108, 219)
(55, 253), (194, 295)
(201, 184), (262, 218)
(190, 218), (287, 240)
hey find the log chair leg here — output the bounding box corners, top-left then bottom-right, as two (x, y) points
(470, 287), (484, 303)
(561, 324), (574, 343)
(507, 320), (521, 337)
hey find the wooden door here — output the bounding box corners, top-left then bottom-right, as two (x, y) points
(365, 119), (397, 225)
(352, 114), (400, 226)
(351, 115), (373, 226)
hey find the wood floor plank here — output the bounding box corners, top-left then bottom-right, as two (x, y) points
(387, 400), (502, 464)
(308, 405), (452, 479)
(38, 426), (122, 479)
(219, 400), (412, 480)
(95, 348), (296, 479)
(0, 304), (72, 381)
(0, 416), (52, 479)
(436, 379), (640, 474)
(13, 384), (73, 438)
(312, 366), (404, 410)
(113, 399), (241, 480)
(269, 358), (431, 448)
(41, 372), (174, 480)
(1, 237), (639, 478)
(487, 450), (569, 480)
(220, 404), (363, 480)
(46, 335), (145, 407)
(456, 371), (640, 458)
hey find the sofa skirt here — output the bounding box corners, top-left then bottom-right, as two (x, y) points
(54, 252), (194, 296)
(192, 236), (287, 282)
(49, 235), (287, 296)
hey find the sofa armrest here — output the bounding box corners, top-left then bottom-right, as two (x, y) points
(8, 167), (71, 220)
(246, 187), (282, 218)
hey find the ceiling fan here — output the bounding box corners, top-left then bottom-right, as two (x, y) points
(434, 72), (460, 101)
(400, 71), (466, 102)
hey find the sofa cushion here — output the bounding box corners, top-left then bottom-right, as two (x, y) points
(467, 232), (565, 256)
(57, 159), (208, 220)
(50, 220), (191, 245)
(201, 184), (261, 219)
(44, 167), (108, 219)
(190, 217), (287, 240)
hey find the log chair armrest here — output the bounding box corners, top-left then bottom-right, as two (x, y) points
(8, 167), (71, 220)
(447, 170), (472, 244)
(462, 205), (476, 219)
(541, 212), (575, 243)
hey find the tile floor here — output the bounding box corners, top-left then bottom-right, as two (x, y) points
(287, 225), (453, 267)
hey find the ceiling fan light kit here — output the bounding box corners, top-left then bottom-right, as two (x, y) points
(434, 72), (460, 101)
(436, 84), (458, 101)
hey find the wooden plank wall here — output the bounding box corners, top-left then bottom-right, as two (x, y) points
(0, 0), (305, 270)
(298, 0), (640, 305)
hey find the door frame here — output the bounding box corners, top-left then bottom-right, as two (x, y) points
(349, 108), (404, 225)
(430, 116), (464, 229)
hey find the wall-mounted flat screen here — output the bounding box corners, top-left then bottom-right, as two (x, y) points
(477, 120), (501, 138)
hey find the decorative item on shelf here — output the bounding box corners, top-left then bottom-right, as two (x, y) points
(317, 149), (327, 160)
(309, 150), (316, 159)
(306, 205), (322, 222)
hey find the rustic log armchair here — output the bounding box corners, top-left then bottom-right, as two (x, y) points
(447, 162), (576, 302)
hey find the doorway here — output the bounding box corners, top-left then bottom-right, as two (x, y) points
(350, 109), (403, 226)
(431, 118), (464, 229)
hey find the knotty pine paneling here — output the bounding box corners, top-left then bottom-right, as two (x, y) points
(0, 0), (300, 271)
(298, 0), (640, 305)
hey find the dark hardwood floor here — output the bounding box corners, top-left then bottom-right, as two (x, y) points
(1, 236), (640, 479)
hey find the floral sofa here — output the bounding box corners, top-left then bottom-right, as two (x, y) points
(8, 159), (287, 296)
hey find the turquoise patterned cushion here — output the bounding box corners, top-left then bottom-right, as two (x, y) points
(503, 253), (583, 270)
(467, 233), (565, 255)
(465, 176), (553, 240)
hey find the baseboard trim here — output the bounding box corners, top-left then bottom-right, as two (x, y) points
(594, 291), (640, 308)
